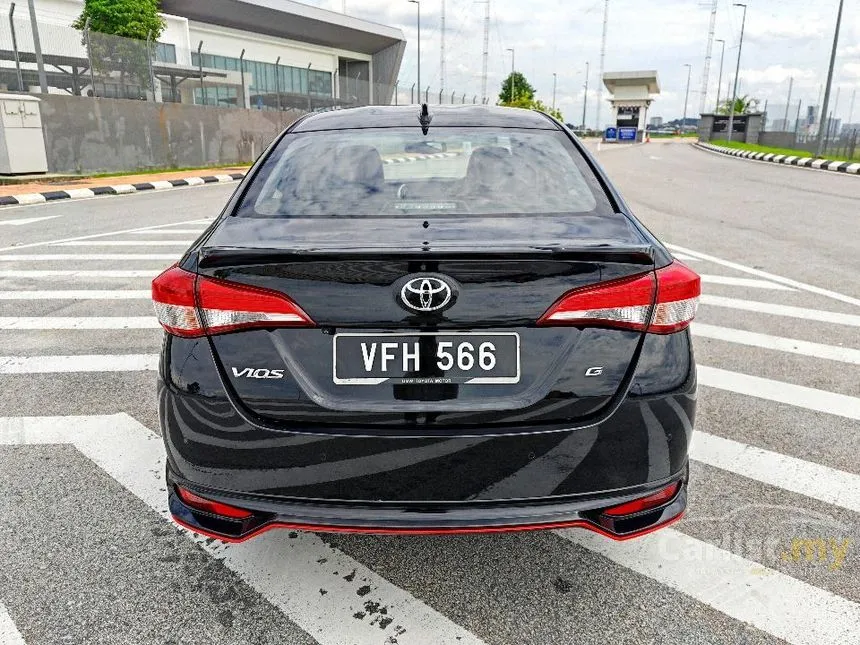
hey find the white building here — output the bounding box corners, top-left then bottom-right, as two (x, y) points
(0, 0), (405, 108)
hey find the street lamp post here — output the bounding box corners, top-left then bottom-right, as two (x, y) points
(714, 39), (725, 113)
(506, 47), (515, 102)
(726, 3), (747, 142)
(682, 63), (692, 132)
(815, 0), (845, 157)
(408, 0), (421, 102)
(552, 72), (557, 111)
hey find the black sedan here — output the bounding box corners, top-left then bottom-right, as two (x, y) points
(152, 105), (699, 541)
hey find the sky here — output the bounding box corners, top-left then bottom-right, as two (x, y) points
(305, 0), (860, 127)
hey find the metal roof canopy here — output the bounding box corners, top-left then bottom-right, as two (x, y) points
(602, 71), (660, 95)
(160, 0), (406, 55)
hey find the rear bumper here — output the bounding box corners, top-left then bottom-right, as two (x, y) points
(167, 464), (688, 542)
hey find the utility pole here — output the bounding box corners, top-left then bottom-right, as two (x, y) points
(506, 48), (515, 101)
(408, 0), (421, 101)
(595, 0), (608, 130)
(476, 0), (489, 105)
(582, 60), (589, 129)
(848, 89), (856, 127)
(816, 0), (844, 157)
(552, 72), (557, 111)
(683, 63), (692, 130)
(439, 0), (445, 95)
(726, 3), (747, 142)
(714, 38), (725, 112)
(27, 0), (47, 93)
(783, 76), (793, 131)
(699, 0), (718, 113)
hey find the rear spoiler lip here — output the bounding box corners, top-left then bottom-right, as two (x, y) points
(197, 244), (656, 269)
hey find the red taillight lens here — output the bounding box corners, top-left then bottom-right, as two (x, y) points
(176, 486), (253, 519)
(152, 264), (201, 337)
(152, 264), (314, 337)
(196, 275), (313, 334)
(602, 482), (680, 517)
(537, 261), (700, 333)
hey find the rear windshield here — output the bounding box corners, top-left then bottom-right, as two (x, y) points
(234, 127), (614, 218)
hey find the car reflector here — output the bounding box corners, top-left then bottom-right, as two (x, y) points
(152, 264), (314, 337)
(602, 481), (681, 517)
(537, 261), (700, 333)
(175, 485), (254, 519)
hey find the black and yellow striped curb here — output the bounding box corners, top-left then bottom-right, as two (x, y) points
(0, 172), (246, 207)
(696, 142), (860, 175)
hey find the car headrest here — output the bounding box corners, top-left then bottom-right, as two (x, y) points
(465, 146), (517, 188)
(328, 145), (385, 192)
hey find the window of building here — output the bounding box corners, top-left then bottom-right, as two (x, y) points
(154, 42), (177, 64)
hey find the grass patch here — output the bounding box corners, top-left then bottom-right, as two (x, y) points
(710, 139), (859, 163)
(88, 163), (250, 179)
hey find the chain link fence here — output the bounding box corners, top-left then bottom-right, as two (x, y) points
(760, 100), (859, 161)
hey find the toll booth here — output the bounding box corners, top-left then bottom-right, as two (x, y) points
(601, 71), (660, 143)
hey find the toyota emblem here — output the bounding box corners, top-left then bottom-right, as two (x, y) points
(399, 276), (454, 313)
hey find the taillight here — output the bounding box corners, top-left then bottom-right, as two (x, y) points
(537, 261), (700, 334)
(602, 482), (680, 516)
(176, 486), (253, 519)
(152, 264), (314, 337)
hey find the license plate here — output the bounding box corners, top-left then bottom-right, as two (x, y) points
(333, 332), (520, 385)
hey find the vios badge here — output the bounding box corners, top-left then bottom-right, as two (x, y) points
(398, 275), (457, 313)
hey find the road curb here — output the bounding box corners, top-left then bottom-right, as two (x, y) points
(695, 142), (860, 175)
(0, 172), (246, 207)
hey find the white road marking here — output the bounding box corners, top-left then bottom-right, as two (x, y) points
(698, 365), (860, 421)
(129, 229), (206, 235)
(0, 414), (489, 645)
(691, 431), (860, 513)
(52, 240), (193, 247)
(0, 254), (177, 262)
(693, 323), (860, 364)
(700, 294), (860, 327)
(0, 290), (150, 300)
(0, 354), (158, 373)
(0, 317), (158, 330)
(700, 275), (796, 291)
(0, 218), (213, 254)
(0, 270), (154, 278)
(0, 601), (26, 645)
(667, 244), (860, 308)
(557, 527), (860, 645)
(670, 253), (700, 262)
(0, 216), (61, 226)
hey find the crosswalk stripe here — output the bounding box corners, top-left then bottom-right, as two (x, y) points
(691, 431), (860, 513)
(129, 229), (206, 235)
(0, 317), (158, 329)
(557, 527), (860, 645)
(0, 254), (177, 262)
(693, 323), (860, 364)
(0, 355), (158, 373)
(51, 241), (193, 247)
(0, 414), (489, 645)
(700, 275), (796, 291)
(0, 290), (150, 300)
(700, 295), (860, 327)
(668, 244), (860, 307)
(0, 602), (26, 645)
(698, 365), (860, 420)
(0, 270), (154, 278)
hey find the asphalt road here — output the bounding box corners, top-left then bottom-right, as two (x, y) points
(0, 142), (858, 645)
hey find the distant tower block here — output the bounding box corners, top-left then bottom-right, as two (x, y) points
(602, 71), (660, 142)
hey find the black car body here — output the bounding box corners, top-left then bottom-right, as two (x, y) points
(153, 105), (699, 542)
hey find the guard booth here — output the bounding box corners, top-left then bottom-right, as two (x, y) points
(698, 113), (764, 143)
(601, 71), (660, 143)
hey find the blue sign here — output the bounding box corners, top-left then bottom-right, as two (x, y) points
(604, 127), (618, 141)
(618, 127), (638, 141)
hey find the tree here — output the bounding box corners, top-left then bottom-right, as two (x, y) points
(498, 71), (535, 104)
(716, 95), (759, 115)
(73, 0), (166, 93)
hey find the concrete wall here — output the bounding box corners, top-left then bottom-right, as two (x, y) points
(37, 94), (302, 173)
(758, 132), (800, 148)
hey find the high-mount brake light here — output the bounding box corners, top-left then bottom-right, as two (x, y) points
(537, 261), (700, 333)
(152, 264), (314, 337)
